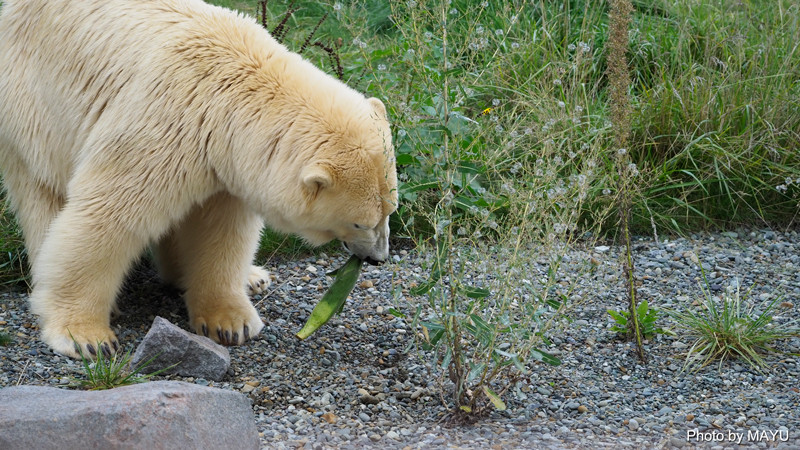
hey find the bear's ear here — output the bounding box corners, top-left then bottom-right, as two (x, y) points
(367, 97), (387, 120)
(301, 163), (333, 195)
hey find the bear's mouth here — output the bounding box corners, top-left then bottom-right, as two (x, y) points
(363, 256), (382, 266)
(341, 242), (384, 266)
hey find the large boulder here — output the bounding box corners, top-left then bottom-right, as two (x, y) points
(0, 381), (259, 449)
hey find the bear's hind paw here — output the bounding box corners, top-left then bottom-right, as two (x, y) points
(246, 265), (272, 296)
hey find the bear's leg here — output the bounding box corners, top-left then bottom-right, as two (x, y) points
(153, 226), (183, 288)
(173, 192), (265, 345)
(1, 156), (64, 268)
(30, 208), (147, 358)
(154, 210), (271, 295)
(29, 170), (185, 358)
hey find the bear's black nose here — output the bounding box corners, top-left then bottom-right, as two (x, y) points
(364, 256), (383, 266)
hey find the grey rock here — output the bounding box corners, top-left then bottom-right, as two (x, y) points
(131, 316), (230, 381)
(0, 381), (258, 449)
(359, 393), (381, 405)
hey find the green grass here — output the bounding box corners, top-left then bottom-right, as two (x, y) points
(72, 339), (173, 390)
(667, 288), (800, 372)
(0, 330), (12, 347)
(0, 192), (27, 288)
(2, 0), (799, 284)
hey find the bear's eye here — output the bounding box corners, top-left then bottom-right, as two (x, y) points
(353, 223), (367, 230)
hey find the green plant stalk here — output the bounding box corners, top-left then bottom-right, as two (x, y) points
(622, 201), (645, 361)
(608, 0), (645, 362)
(296, 255), (363, 339)
(436, 2), (466, 412)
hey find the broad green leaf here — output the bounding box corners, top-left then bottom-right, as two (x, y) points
(441, 347), (452, 370)
(410, 279), (437, 296)
(467, 362), (486, 383)
(400, 179), (439, 194)
(608, 309), (627, 324)
(545, 298), (561, 309)
(395, 153), (416, 165)
(388, 308), (406, 319)
(482, 386), (507, 411)
(637, 300), (649, 317)
(461, 286), (491, 299)
(530, 348), (562, 366)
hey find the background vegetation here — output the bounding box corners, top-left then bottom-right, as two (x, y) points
(2, 0), (799, 283)
(1, 0), (798, 413)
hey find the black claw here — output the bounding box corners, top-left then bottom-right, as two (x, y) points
(112, 340), (120, 352)
(232, 332), (239, 344)
(224, 330), (232, 345)
(101, 343), (112, 358)
(201, 324), (208, 337)
(243, 325), (250, 340)
(74, 343), (81, 356)
(216, 328), (223, 343)
(86, 343), (96, 356)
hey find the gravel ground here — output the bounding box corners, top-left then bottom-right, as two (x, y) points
(1, 229), (799, 449)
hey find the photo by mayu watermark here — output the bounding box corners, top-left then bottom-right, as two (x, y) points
(687, 428), (790, 445)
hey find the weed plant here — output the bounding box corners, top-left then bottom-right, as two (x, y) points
(0, 192), (27, 287)
(72, 339), (172, 390)
(608, 300), (669, 339)
(0, 330), (11, 347)
(361, 0), (615, 415)
(667, 287), (800, 372)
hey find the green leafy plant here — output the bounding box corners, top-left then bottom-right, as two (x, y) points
(72, 339), (174, 390)
(667, 287), (800, 372)
(608, 300), (668, 339)
(0, 330), (12, 347)
(399, 236), (563, 417)
(376, 0), (612, 417)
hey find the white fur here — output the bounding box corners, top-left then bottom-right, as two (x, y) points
(0, 0), (397, 358)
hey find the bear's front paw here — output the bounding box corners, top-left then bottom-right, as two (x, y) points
(246, 265), (272, 296)
(41, 321), (120, 359)
(190, 301), (264, 346)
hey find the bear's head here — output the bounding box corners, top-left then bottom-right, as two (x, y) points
(295, 97), (397, 264)
(232, 93), (397, 264)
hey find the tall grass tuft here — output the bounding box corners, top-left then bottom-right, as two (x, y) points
(72, 337), (174, 390)
(667, 287), (800, 372)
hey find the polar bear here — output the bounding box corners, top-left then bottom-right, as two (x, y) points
(0, 0), (397, 358)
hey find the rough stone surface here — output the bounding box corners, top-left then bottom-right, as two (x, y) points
(131, 316), (230, 381)
(0, 381), (258, 450)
